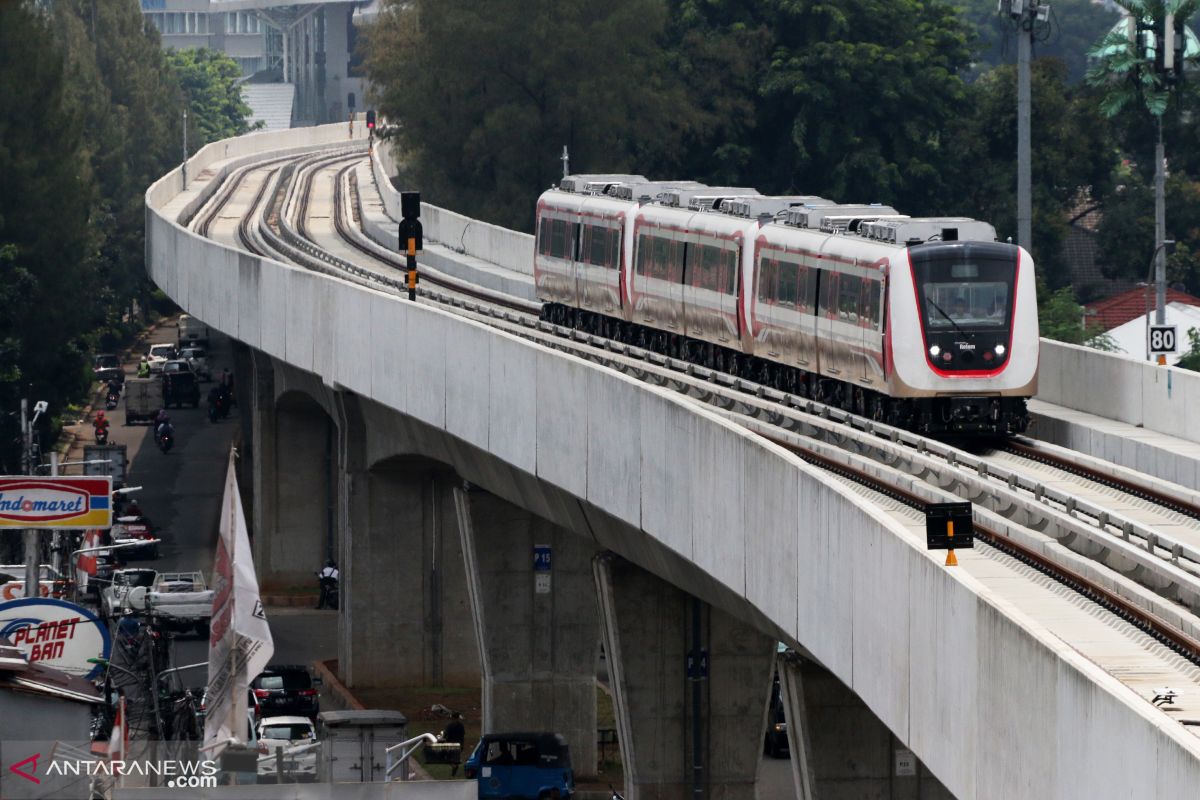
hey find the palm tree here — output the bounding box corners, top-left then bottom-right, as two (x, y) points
(1086, 0), (1199, 334)
(1086, 0), (1200, 117)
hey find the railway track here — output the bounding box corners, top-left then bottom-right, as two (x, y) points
(185, 145), (1200, 730)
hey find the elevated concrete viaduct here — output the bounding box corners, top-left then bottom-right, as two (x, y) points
(144, 125), (1200, 799)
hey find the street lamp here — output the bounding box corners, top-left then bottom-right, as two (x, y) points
(1144, 238), (1177, 362)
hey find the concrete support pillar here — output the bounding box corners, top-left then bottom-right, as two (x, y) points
(262, 393), (332, 591)
(453, 486), (600, 778)
(782, 658), (953, 800)
(341, 450), (477, 688)
(249, 351), (276, 578)
(594, 555), (775, 800)
(776, 654), (817, 800)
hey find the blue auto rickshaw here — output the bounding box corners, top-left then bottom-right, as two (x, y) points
(463, 731), (575, 799)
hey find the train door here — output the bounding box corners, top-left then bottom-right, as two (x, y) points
(817, 269), (840, 380)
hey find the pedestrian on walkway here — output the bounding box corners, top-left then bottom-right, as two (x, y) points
(443, 713), (465, 777)
(137, 357), (149, 378)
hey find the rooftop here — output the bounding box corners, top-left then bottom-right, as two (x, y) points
(1085, 285), (1200, 331)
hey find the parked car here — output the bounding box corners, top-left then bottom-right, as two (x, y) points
(147, 343), (178, 373)
(251, 666), (321, 719)
(100, 568), (158, 618)
(256, 716), (319, 781)
(162, 366), (200, 408)
(464, 732), (575, 799)
(93, 354), (123, 384)
(179, 346), (212, 382)
(177, 314), (209, 347)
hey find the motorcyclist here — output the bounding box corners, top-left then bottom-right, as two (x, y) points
(154, 409), (172, 445)
(316, 560), (339, 609)
(106, 377), (123, 397)
(137, 357), (150, 378)
(92, 411), (110, 443)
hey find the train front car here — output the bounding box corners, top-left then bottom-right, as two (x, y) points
(885, 220), (1038, 436)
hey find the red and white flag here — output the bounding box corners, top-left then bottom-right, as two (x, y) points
(204, 450), (274, 754)
(110, 695), (127, 776)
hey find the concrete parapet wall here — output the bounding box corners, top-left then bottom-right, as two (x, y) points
(146, 130), (1200, 799)
(1037, 339), (1200, 444)
(370, 143), (534, 275)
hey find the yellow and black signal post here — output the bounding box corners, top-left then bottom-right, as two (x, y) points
(398, 191), (422, 301)
(925, 502), (973, 567)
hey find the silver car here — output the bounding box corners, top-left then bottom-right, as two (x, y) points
(179, 346), (212, 382)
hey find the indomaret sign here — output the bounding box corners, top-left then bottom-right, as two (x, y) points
(0, 477), (112, 529)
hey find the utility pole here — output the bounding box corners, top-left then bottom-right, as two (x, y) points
(20, 399), (38, 602)
(1011, 0), (1048, 253)
(182, 108), (189, 190)
(1155, 114), (1167, 325)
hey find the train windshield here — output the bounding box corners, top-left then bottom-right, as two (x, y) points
(910, 244), (1017, 331)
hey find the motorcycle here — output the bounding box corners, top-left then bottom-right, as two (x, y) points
(317, 574), (339, 610)
(94, 423), (110, 445)
(609, 786), (624, 800)
(207, 392), (228, 423)
(156, 423), (174, 454)
(105, 389), (120, 410)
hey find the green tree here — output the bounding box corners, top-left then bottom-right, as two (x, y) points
(939, 60), (1113, 286)
(1038, 286), (1117, 347)
(0, 2), (94, 469)
(53, 0), (186, 335)
(365, 0), (698, 231)
(166, 48), (258, 150)
(747, 0), (974, 212)
(1176, 325), (1200, 369)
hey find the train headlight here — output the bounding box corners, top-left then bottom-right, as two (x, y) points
(995, 344), (1006, 356)
(929, 345), (941, 357)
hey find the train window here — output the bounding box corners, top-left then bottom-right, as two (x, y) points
(797, 266), (811, 313)
(778, 261), (798, 306)
(839, 275), (860, 323)
(723, 248), (738, 295)
(864, 280), (882, 328)
(699, 245), (720, 290)
(586, 225), (608, 268)
(636, 234), (651, 275)
(818, 271), (837, 317)
(758, 259), (778, 303)
(609, 229), (621, 270)
(549, 219), (567, 259)
(668, 240), (686, 283)
(652, 236), (670, 280)
(538, 218), (552, 256)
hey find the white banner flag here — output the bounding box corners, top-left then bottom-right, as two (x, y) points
(204, 449), (274, 753)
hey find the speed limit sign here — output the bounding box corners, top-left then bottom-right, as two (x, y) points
(1149, 324), (1178, 355)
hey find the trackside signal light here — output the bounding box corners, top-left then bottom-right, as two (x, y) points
(366, 109), (376, 130)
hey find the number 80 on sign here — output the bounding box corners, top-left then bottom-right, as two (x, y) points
(1149, 324), (1177, 356)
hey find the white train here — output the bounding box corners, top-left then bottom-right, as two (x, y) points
(535, 175), (1038, 436)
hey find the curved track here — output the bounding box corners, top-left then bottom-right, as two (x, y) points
(184, 145), (1200, 737)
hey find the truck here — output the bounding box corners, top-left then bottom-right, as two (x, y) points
(127, 571), (213, 637)
(316, 710), (408, 783)
(83, 443), (127, 488)
(124, 377), (163, 425)
(177, 314), (209, 347)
